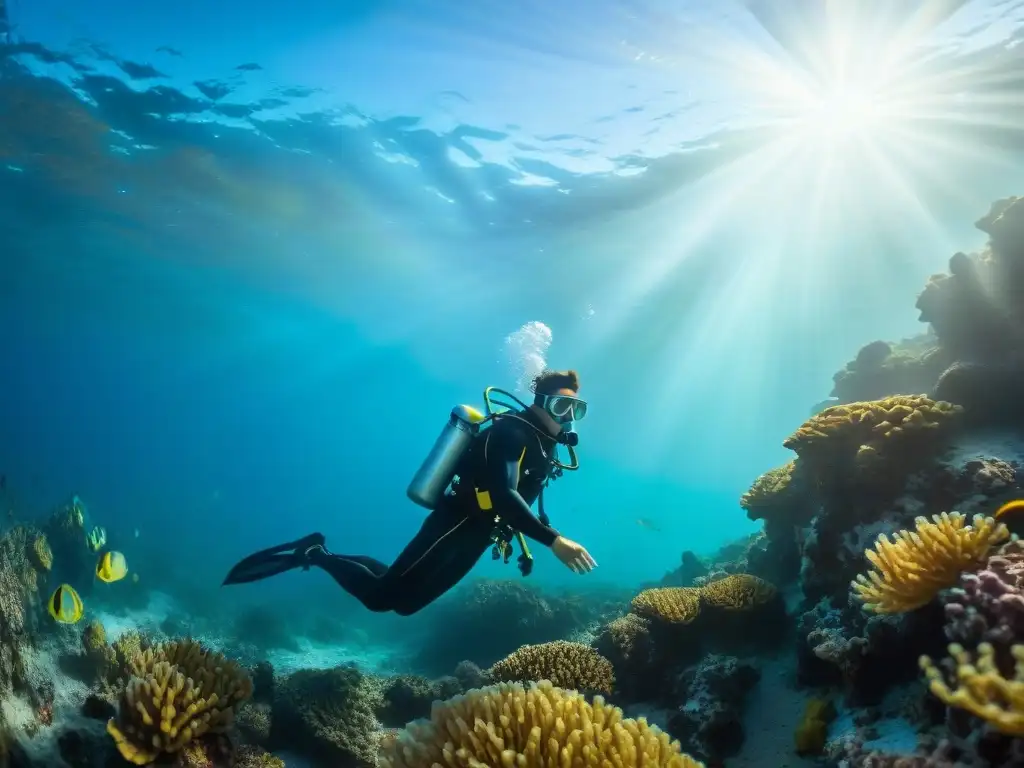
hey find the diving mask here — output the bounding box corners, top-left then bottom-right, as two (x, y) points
(538, 394), (588, 424)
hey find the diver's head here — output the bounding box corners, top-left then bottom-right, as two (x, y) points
(529, 369), (587, 430)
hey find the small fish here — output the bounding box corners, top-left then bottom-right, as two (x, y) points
(995, 500), (1024, 520)
(49, 584), (84, 624)
(96, 551), (128, 583)
(131, 573), (139, 584)
(636, 518), (662, 532)
(86, 526), (107, 552)
(133, 528), (140, 539)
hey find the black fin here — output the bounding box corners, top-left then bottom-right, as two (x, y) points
(221, 533), (326, 586)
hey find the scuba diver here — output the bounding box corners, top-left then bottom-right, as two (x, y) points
(222, 369), (597, 616)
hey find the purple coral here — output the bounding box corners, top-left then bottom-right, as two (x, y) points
(942, 544), (1024, 673)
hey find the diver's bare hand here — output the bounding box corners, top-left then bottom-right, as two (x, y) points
(551, 536), (597, 574)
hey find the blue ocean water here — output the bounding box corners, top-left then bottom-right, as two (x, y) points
(2, 0), (1024, 617)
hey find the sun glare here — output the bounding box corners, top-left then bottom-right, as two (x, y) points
(802, 86), (885, 142)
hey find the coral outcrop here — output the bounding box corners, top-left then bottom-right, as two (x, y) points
(270, 664), (383, 765)
(666, 655), (759, 763)
(409, 578), (606, 674)
(489, 640), (615, 694)
(378, 680), (706, 768)
(106, 639), (253, 764)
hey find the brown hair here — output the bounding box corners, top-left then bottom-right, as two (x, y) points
(531, 369), (580, 396)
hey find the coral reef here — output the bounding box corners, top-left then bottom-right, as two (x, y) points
(852, 513), (1008, 614)
(921, 642), (1024, 734)
(785, 396), (962, 482)
(408, 578), (607, 674)
(106, 639), (253, 764)
(632, 587), (703, 624)
(271, 663), (383, 765)
(489, 640), (615, 694)
(377, 674), (462, 729)
(378, 680), (706, 767)
(666, 654), (760, 763)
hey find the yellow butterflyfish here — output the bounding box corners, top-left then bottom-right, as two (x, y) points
(96, 551), (128, 583)
(49, 584), (84, 624)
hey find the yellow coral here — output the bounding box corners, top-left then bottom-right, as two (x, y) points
(631, 587), (702, 624)
(740, 461), (797, 519)
(793, 698), (836, 756)
(378, 680), (705, 768)
(699, 574), (777, 610)
(31, 534), (52, 572)
(852, 512), (1008, 614)
(784, 395), (961, 467)
(489, 640), (615, 694)
(106, 639), (253, 764)
(920, 642), (1024, 735)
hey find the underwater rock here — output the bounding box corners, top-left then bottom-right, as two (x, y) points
(932, 358), (1024, 430)
(56, 726), (112, 768)
(236, 702), (272, 747)
(0, 524), (52, 699)
(830, 337), (949, 405)
(658, 551), (709, 587)
(451, 660), (489, 691)
(407, 578), (601, 674)
(796, 598), (945, 705)
(666, 654), (760, 762)
(375, 674), (463, 729)
(247, 660), (274, 704)
(271, 663), (381, 766)
(80, 693), (115, 721)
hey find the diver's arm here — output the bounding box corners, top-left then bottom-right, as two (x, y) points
(485, 426), (560, 547)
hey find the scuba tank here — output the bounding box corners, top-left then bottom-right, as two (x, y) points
(406, 404), (486, 509)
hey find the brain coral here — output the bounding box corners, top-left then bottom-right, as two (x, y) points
(632, 587), (702, 624)
(740, 461), (799, 521)
(489, 640), (615, 694)
(784, 394), (961, 468)
(378, 680), (706, 768)
(699, 574), (777, 610)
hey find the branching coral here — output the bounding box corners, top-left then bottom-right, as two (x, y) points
(489, 640), (615, 694)
(106, 639), (253, 764)
(920, 642), (1024, 735)
(699, 575), (777, 610)
(378, 680), (706, 768)
(851, 512), (1009, 614)
(784, 395), (962, 469)
(631, 587), (702, 624)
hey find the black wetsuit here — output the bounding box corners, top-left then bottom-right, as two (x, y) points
(223, 407), (562, 615)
